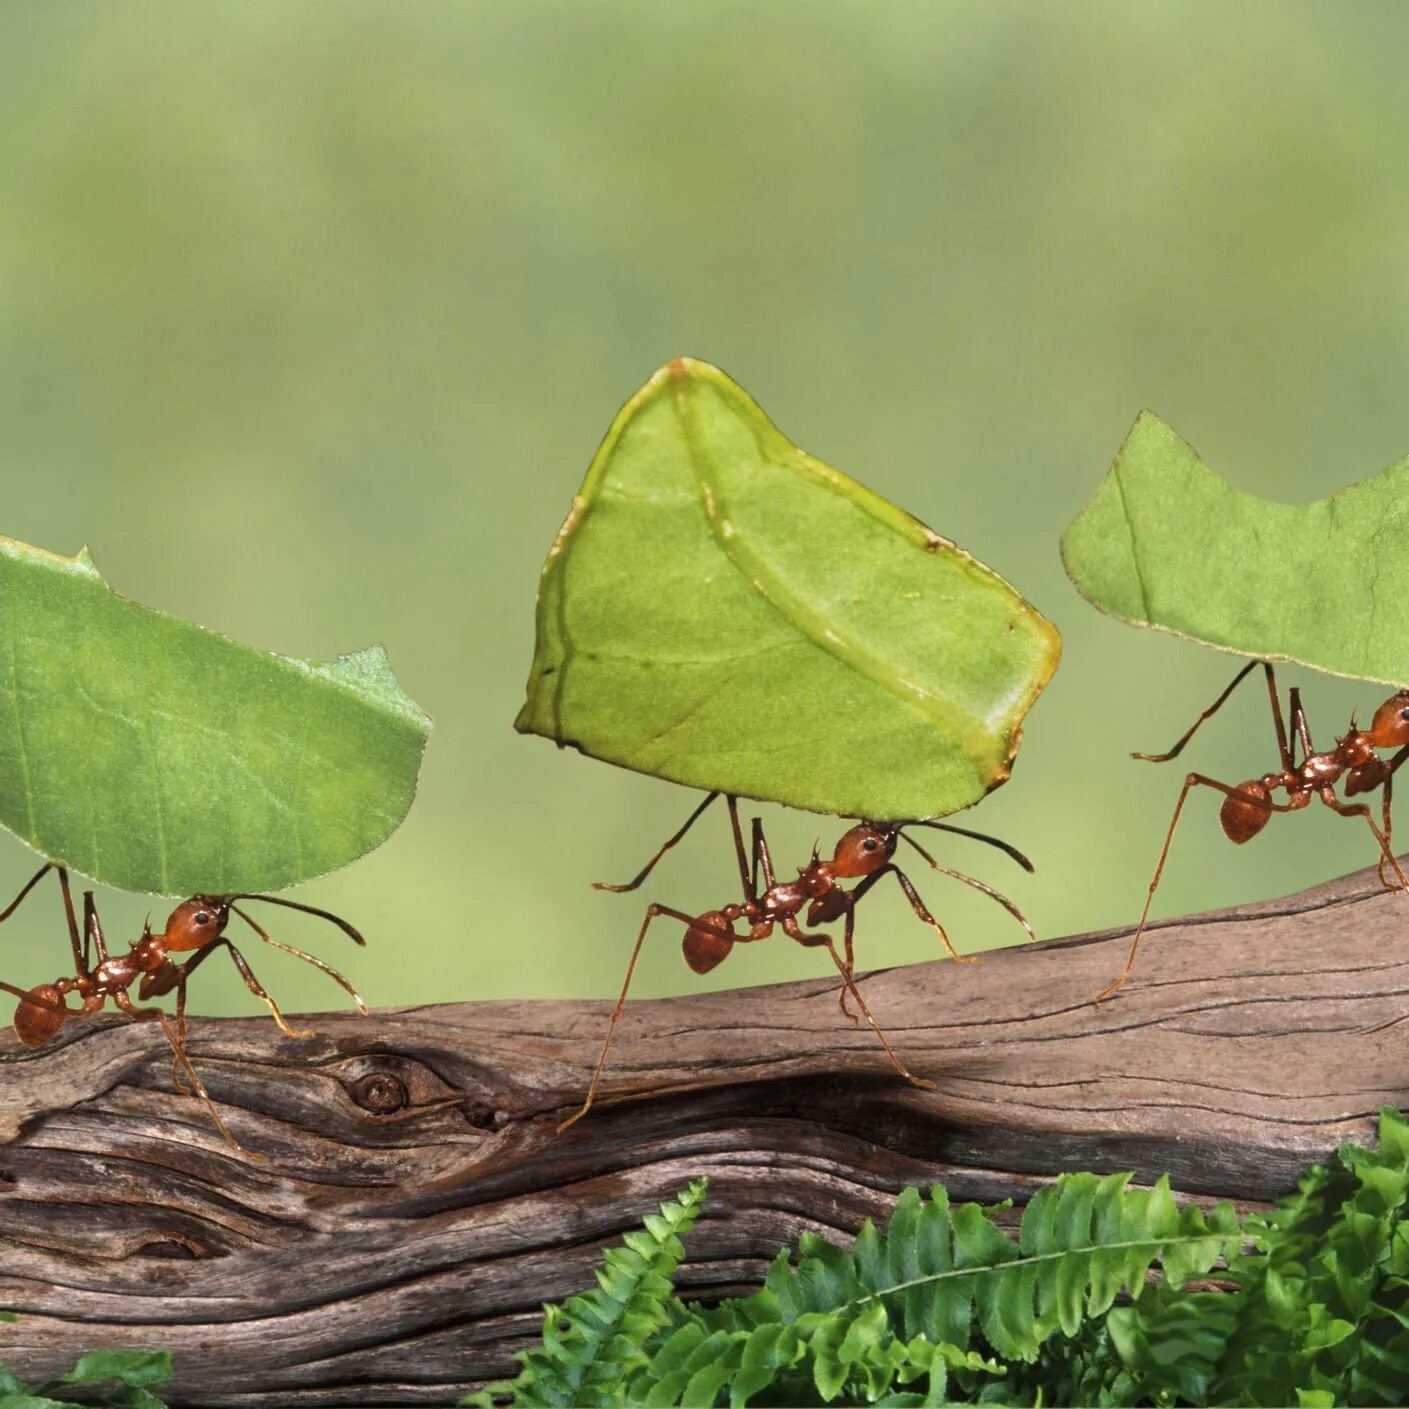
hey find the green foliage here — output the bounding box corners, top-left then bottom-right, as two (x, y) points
(462, 1179), (708, 1409)
(516, 358), (1060, 823)
(480, 1109), (1409, 1406)
(1211, 1107), (1409, 1405)
(0, 1338), (170, 1409)
(1061, 411), (1409, 688)
(0, 536), (430, 896)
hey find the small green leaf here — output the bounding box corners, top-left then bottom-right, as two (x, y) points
(518, 359), (1059, 821)
(1062, 411), (1409, 686)
(0, 537), (429, 894)
(60, 1348), (171, 1388)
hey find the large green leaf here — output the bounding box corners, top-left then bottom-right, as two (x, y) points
(1062, 411), (1409, 686)
(0, 537), (429, 895)
(516, 359), (1060, 821)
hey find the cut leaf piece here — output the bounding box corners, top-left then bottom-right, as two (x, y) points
(516, 358), (1060, 821)
(0, 538), (430, 896)
(1062, 412), (1409, 687)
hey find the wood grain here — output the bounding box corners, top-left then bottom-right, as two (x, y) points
(3, 860), (1409, 1405)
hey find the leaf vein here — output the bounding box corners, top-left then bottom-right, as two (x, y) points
(670, 380), (978, 756)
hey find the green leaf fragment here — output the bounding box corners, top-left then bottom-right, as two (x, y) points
(0, 537), (429, 894)
(60, 1349), (171, 1388)
(1062, 410), (1409, 687)
(518, 359), (1059, 821)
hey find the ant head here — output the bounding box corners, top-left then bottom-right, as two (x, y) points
(1368, 692), (1409, 750)
(831, 823), (896, 878)
(162, 896), (231, 952)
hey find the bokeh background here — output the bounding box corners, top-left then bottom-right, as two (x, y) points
(2, 1), (1408, 1018)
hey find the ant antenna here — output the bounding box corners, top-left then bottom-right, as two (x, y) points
(221, 894), (367, 946)
(905, 820), (1035, 872)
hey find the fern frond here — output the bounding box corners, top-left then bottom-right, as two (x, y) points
(1214, 1107), (1409, 1407)
(485, 1110), (1409, 1407)
(765, 1173), (1239, 1366)
(462, 1177), (707, 1408)
(648, 1172), (1236, 1405)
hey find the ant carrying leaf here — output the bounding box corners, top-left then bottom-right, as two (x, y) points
(1097, 661), (1409, 999)
(559, 791), (1036, 1130)
(517, 360), (1057, 1127)
(1063, 411), (1409, 997)
(0, 863), (366, 1154)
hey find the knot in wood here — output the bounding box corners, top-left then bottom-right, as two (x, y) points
(349, 1071), (408, 1114)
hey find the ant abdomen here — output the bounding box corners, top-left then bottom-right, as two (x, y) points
(1220, 780), (1273, 844)
(14, 984), (66, 1047)
(682, 910), (734, 974)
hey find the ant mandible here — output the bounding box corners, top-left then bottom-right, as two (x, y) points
(0, 862), (367, 1152)
(559, 790), (1035, 1131)
(1097, 659), (1409, 1001)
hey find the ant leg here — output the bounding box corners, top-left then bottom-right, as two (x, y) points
(835, 902), (859, 1023)
(181, 934), (316, 1039)
(900, 834), (1036, 942)
(220, 940), (314, 1039)
(751, 818), (777, 890)
(1318, 791), (1409, 892)
(875, 865), (978, 964)
(1376, 746), (1409, 889)
(781, 918), (934, 1090)
(229, 906), (367, 1016)
(0, 864), (57, 925)
(1135, 661), (1289, 768)
(592, 792), (719, 893)
(0, 978), (70, 1020)
(558, 901), (716, 1134)
(1096, 773), (1297, 1002)
(82, 892), (111, 963)
(168, 967), (193, 1094)
(112, 991), (256, 1157)
(724, 796), (754, 901)
(829, 865), (909, 1019)
(1379, 771), (1395, 890)
(0, 864), (87, 975)
(1288, 687), (1314, 764)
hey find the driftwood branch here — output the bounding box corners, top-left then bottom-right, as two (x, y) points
(3, 862), (1409, 1405)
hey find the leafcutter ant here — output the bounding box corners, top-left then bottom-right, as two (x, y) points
(559, 790), (1035, 1131)
(0, 862), (367, 1153)
(1097, 660), (1409, 1000)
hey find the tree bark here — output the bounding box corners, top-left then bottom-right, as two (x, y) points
(2, 861), (1408, 1406)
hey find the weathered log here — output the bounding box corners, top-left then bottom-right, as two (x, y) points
(2, 861), (1409, 1406)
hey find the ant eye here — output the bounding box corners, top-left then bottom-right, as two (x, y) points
(862, 838), (879, 852)
(195, 912), (210, 925)
(1400, 708), (1409, 722)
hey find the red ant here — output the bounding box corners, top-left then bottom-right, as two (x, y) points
(1097, 660), (1409, 1000)
(559, 790), (1035, 1131)
(0, 862), (367, 1153)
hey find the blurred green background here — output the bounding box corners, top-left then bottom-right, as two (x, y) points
(2, 1), (1407, 1019)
